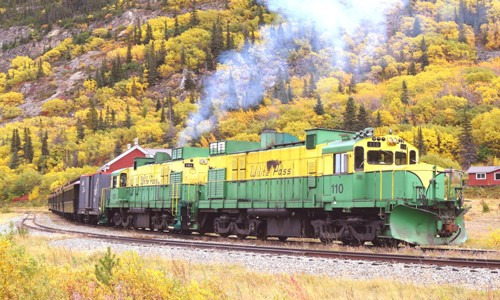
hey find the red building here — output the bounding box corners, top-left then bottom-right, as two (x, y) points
(466, 166), (500, 187)
(97, 139), (171, 174)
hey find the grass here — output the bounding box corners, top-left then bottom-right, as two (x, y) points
(463, 198), (500, 250)
(1, 234), (498, 300)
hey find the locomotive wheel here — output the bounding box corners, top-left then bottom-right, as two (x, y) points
(113, 212), (122, 228)
(236, 234), (247, 240)
(278, 236), (288, 242)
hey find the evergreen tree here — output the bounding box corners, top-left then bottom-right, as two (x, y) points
(9, 129), (20, 169)
(160, 105), (166, 122)
(287, 83), (293, 103)
(23, 128), (34, 163)
(189, 1), (199, 27)
(114, 140), (122, 157)
(412, 17), (421, 37)
(210, 16), (224, 58)
(87, 99), (99, 132)
(110, 110), (116, 128)
(136, 22), (142, 44)
(146, 44), (157, 85)
(76, 117), (85, 141)
(158, 41), (166, 65)
(174, 13), (180, 36)
(356, 104), (369, 130)
(302, 78), (309, 97)
(39, 130), (49, 172)
(375, 111), (382, 127)
(338, 81), (343, 93)
(126, 36), (133, 63)
(401, 80), (409, 104)
(36, 59), (44, 79)
(156, 98), (162, 112)
(98, 110), (105, 131)
(459, 109), (477, 169)
(308, 73), (317, 96)
(164, 20), (169, 40)
(458, 21), (467, 43)
(420, 36), (429, 70)
(131, 78), (138, 98)
(100, 58), (109, 86)
(343, 97), (357, 131)
(204, 48), (215, 70)
(348, 76), (356, 94)
(416, 127), (427, 156)
(225, 22), (234, 50)
(183, 69), (196, 91)
(144, 23), (153, 44)
(314, 94), (324, 115)
(125, 105), (132, 128)
(408, 61), (417, 75)
(180, 46), (186, 66)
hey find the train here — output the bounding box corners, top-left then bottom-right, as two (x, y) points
(49, 127), (468, 246)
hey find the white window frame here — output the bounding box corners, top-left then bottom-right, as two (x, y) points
(335, 153), (348, 174)
(476, 173), (486, 180)
(495, 173), (500, 181)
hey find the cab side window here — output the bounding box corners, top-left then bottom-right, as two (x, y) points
(334, 153), (348, 174)
(119, 174), (127, 187)
(409, 150), (417, 164)
(354, 147), (364, 171)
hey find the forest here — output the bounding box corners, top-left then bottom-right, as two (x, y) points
(0, 0), (498, 204)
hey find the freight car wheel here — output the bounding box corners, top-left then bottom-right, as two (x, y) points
(236, 234), (247, 240)
(278, 236), (288, 242)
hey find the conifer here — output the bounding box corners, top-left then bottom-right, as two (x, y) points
(375, 111), (382, 127)
(416, 127), (427, 156)
(356, 104), (369, 130)
(126, 36), (133, 63)
(144, 23), (153, 44)
(343, 97), (357, 131)
(189, 1), (199, 27)
(459, 109), (477, 169)
(23, 128), (34, 163)
(314, 95), (324, 115)
(401, 80), (409, 104)
(76, 117), (85, 141)
(125, 105), (132, 128)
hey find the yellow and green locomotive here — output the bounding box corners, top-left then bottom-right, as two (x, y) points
(103, 128), (467, 246)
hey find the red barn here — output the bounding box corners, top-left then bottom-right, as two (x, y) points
(466, 166), (500, 187)
(97, 139), (171, 174)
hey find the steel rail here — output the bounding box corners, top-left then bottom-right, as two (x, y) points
(22, 214), (500, 270)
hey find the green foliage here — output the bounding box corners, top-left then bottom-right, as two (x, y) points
(420, 153), (460, 170)
(95, 247), (119, 286)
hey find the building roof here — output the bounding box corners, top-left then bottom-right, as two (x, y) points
(144, 148), (172, 156)
(97, 144), (151, 173)
(466, 166), (500, 174)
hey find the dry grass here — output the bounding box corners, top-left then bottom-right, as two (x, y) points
(3, 235), (498, 300)
(463, 198), (500, 250)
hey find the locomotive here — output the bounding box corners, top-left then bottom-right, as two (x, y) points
(49, 127), (467, 246)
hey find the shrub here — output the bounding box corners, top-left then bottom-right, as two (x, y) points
(481, 200), (490, 213)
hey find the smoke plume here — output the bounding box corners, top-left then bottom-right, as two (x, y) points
(178, 0), (398, 145)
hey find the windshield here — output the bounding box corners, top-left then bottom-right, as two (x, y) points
(367, 150), (393, 165)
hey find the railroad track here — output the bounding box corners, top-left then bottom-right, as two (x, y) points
(21, 213), (500, 270)
(39, 212), (496, 255)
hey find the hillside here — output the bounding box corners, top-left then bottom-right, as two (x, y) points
(0, 0), (498, 204)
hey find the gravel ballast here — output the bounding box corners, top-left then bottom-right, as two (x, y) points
(18, 213), (500, 290)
